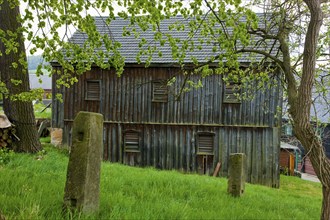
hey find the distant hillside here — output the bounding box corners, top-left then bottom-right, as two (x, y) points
(27, 55), (48, 70)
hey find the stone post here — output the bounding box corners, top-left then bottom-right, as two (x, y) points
(63, 111), (103, 213)
(227, 153), (246, 197)
(50, 128), (63, 147)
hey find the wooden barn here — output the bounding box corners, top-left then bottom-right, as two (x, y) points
(51, 16), (282, 187)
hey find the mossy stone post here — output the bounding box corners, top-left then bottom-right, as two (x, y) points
(63, 111), (103, 213)
(227, 153), (246, 197)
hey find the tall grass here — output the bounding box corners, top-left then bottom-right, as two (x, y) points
(0, 145), (322, 219)
(0, 102), (50, 118)
(34, 103), (51, 119)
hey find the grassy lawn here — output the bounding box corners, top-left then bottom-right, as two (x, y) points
(0, 145), (322, 220)
(0, 103), (51, 118)
(34, 103), (51, 119)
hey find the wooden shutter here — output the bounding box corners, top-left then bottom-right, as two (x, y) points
(85, 80), (101, 101)
(223, 82), (241, 103)
(152, 81), (168, 102)
(124, 131), (140, 152)
(197, 133), (214, 155)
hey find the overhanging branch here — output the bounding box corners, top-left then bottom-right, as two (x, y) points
(203, 0), (230, 42)
(247, 29), (278, 40)
(236, 48), (284, 68)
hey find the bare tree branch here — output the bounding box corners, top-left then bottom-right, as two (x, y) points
(203, 0), (230, 42)
(236, 48), (284, 68)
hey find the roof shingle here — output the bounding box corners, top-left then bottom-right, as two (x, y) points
(68, 14), (279, 64)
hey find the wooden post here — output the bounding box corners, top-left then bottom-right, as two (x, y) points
(37, 119), (50, 138)
(63, 111), (103, 213)
(213, 162), (221, 177)
(227, 153), (246, 197)
(289, 154), (295, 176)
(50, 128), (63, 147)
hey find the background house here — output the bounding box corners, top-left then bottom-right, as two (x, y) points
(28, 55), (52, 99)
(51, 16), (283, 187)
(29, 74), (52, 99)
(281, 90), (330, 176)
(280, 141), (301, 176)
(0, 56), (51, 106)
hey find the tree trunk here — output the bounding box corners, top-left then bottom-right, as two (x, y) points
(293, 126), (330, 220)
(289, 1), (330, 219)
(0, 0), (41, 152)
(321, 186), (330, 220)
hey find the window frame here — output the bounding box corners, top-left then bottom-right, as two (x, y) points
(123, 130), (141, 153)
(85, 80), (101, 101)
(196, 132), (215, 155)
(223, 81), (241, 104)
(152, 80), (168, 103)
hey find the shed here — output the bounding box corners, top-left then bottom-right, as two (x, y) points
(52, 15), (283, 187)
(280, 142), (301, 176)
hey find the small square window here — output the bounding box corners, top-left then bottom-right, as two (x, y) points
(197, 132), (215, 155)
(124, 131), (140, 153)
(223, 82), (241, 103)
(85, 80), (101, 101)
(152, 81), (168, 102)
(282, 124), (293, 136)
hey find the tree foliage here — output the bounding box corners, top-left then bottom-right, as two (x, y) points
(9, 0), (269, 89)
(0, 0), (42, 153)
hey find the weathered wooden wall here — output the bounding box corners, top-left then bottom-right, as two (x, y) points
(53, 66), (281, 126)
(52, 65), (282, 187)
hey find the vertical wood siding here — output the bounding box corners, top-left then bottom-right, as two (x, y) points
(52, 66), (281, 187)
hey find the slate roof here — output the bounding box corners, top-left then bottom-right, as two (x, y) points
(283, 103), (330, 124)
(311, 92), (330, 123)
(281, 142), (300, 151)
(29, 74), (52, 90)
(67, 14), (279, 64)
(282, 86), (330, 124)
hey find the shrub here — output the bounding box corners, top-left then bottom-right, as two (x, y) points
(0, 148), (14, 165)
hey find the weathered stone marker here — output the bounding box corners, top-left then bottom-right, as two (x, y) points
(51, 128), (63, 147)
(63, 111), (103, 213)
(227, 153), (246, 197)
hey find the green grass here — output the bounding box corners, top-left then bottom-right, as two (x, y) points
(0, 103), (51, 118)
(0, 146), (322, 219)
(28, 69), (51, 75)
(34, 103), (51, 119)
(40, 136), (51, 144)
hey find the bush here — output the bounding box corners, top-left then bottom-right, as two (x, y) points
(0, 148), (14, 165)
